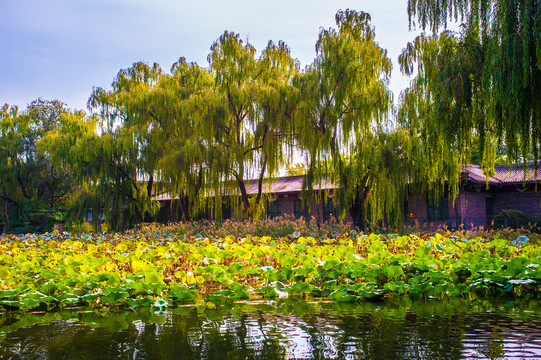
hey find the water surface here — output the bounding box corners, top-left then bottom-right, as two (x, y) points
(1, 298), (541, 359)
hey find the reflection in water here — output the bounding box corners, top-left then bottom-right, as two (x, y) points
(1, 299), (541, 359)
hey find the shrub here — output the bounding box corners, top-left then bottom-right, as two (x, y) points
(492, 209), (540, 230)
(66, 220), (95, 234)
(136, 214), (354, 240)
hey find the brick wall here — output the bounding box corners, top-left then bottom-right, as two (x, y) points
(280, 198), (294, 216)
(458, 192), (492, 228)
(407, 195), (428, 224)
(279, 197), (353, 225)
(493, 190), (541, 217)
(407, 193), (463, 229)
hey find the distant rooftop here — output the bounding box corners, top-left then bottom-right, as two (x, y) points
(466, 163), (541, 186)
(244, 175), (334, 195)
(154, 175), (335, 201)
(155, 164), (541, 201)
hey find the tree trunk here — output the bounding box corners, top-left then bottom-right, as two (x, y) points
(254, 155), (267, 207)
(146, 174), (154, 199)
(237, 178), (250, 216)
(4, 200), (9, 229)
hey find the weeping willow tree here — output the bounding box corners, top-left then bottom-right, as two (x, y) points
(293, 9), (416, 227)
(397, 30), (481, 214)
(152, 58), (215, 220)
(406, 0), (541, 175)
(80, 62), (167, 231)
(205, 31), (298, 217)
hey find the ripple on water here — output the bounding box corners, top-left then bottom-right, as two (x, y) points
(2, 300), (541, 359)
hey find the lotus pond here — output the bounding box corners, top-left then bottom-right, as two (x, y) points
(0, 231), (539, 310)
(1, 231), (541, 358)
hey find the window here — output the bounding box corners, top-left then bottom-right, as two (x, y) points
(294, 200), (309, 220)
(403, 200), (409, 223)
(427, 195), (449, 221)
(267, 201), (281, 219)
(323, 199), (339, 222)
(222, 202), (232, 220)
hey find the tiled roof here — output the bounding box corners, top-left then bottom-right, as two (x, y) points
(244, 175), (334, 195)
(466, 163), (541, 185)
(154, 175), (336, 201)
(155, 164), (541, 201)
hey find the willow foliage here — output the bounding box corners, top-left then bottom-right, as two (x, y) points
(293, 9), (397, 226)
(206, 32), (298, 217)
(406, 0), (541, 175)
(84, 62), (166, 230)
(154, 59), (214, 220)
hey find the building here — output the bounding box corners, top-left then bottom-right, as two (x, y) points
(155, 175), (344, 224)
(156, 163), (541, 229)
(407, 163), (541, 229)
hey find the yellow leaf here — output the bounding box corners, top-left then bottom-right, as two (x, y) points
(131, 259), (149, 272)
(80, 264), (93, 273)
(205, 301), (216, 310)
(116, 243), (128, 253)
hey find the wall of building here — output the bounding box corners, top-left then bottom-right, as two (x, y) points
(457, 192), (493, 228)
(270, 194), (353, 225)
(157, 200), (178, 223)
(407, 195), (428, 224)
(157, 186), (541, 229)
(407, 194), (463, 229)
(493, 190), (541, 217)
(406, 189), (541, 229)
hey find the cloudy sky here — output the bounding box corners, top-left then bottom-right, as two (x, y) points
(0, 0), (430, 111)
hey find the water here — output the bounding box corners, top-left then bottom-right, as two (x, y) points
(1, 298), (541, 359)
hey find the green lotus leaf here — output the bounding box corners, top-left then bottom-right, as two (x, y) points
(279, 256), (298, 267)
(452, 267), (472, 283)
(228, 263), (244, 273)
(415, 246), (431, 257)
(257, 286), (279, 298)
(337, 294), (360, 302)
(384, 265), (404, 279)
(227, 282), (247, 292)
(143, 271), (164, 284)
(360, 289), (385, 300)
(205, 293), (228, 303)
(58, 294), (80, 304)
(384, 281), (407, 295)
(171, 290), (196, 302)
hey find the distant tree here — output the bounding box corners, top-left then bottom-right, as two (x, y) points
(0, 99), (77, 232)
(39, 108), (106, 230)
(285, 163), (308, 176)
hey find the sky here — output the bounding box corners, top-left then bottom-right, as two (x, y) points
(0, 0), (429, 112)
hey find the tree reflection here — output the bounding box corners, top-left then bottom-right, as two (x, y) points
(1, 300), (541, 359)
